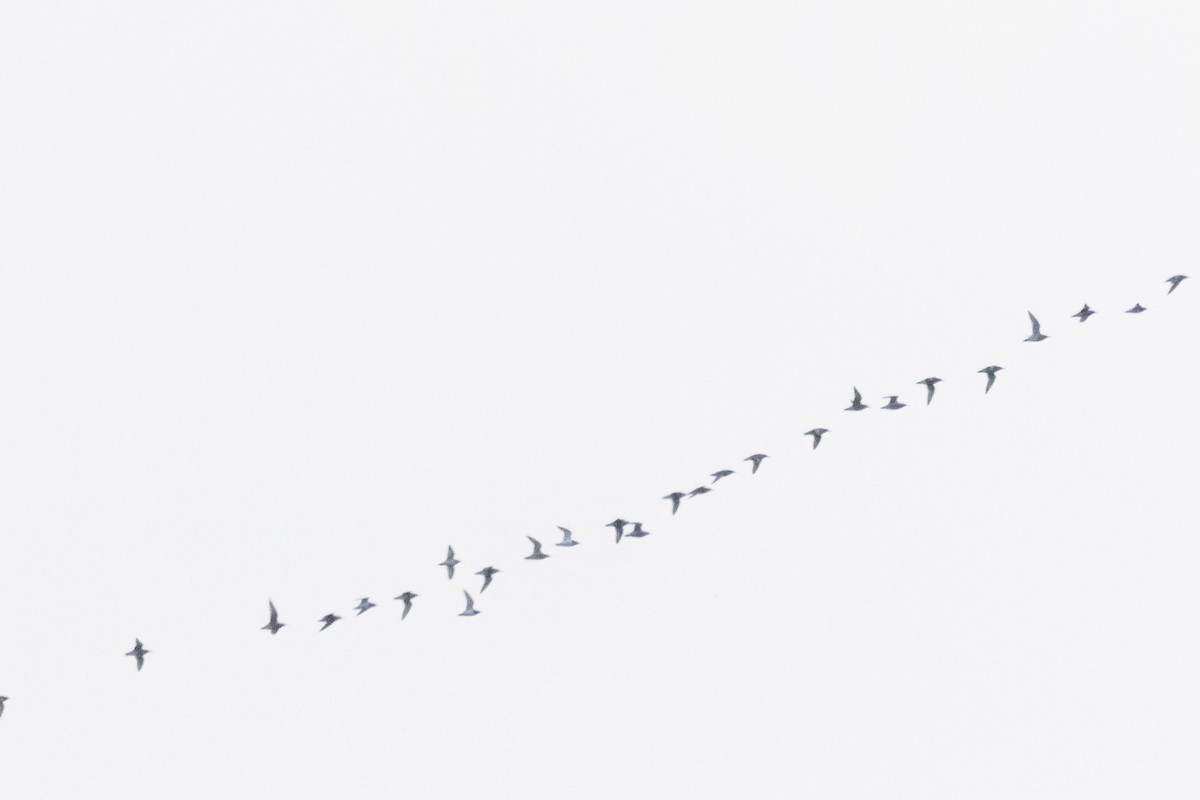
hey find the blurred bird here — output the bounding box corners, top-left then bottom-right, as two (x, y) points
(845, 387), (868, 411)
(394, 591), (418, 620)
(606, 519), (629, 543)
(804, 428), (828, 449)
(0, 696), (6, 719)
(663, 492), (685, 514)
(688, 486), (712, 498)
(1072, 304), (1096, 322)
(744, 454), (768, 473)
(626, 522), (651, 538)
(1025, 311), (1048, 342)
(460, 591), (479, 617)
(318, 613), (341, 631)
(1166, 274), (1188, 294)
(477, 566), (500, 592)
(261, 600), (285, 635)
(439, 546), (460, 580)
(125, 639), (149, 671)
(882, 396), (906, 410)
(917, 377), (942, 405)
(555, 526), (579, 547)
(354, 597), (376, 615)
(979, 366), (1003, 393)
(1126, 303), (1146, 313)
(711, 469), (734, 483)
(525, 536), (549, 560)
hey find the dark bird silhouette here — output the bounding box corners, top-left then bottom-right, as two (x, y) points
(394, 591), (418, 620)
(688, 486), (712, 498)
(1166, 274), (1188, 294)
(0, 696), (6, 719)
(1025, 311), (1048, 342)
(804, 428), (828, 449)
(354, 597), (376, 616)
(319, 613), (341, 631)
(439, 546), (460, 580)
(663, 492), (685, 514)
(626, 522), (651, 538)
(744, 454), (768, 473)
(711, 469), (734, 483)
(1072, 304), (1096, 322)
(845, 386), (868, 411)
(261, 600), (285, 635)
(460, 591), (479, 617)
(525, 536), (549, 560)
(1126, 303), (1146, 313)
(979, 366), (1003, 393)
(476, 566), (500, 592)
(917, 377), (942, 405)
(555, 526), (578, 547)
(882, 396), (906, 410)
(606, 518), (629, 543)
(125, 639), (149, 671)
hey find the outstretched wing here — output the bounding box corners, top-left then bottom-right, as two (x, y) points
(1028, 311), (1041, 335)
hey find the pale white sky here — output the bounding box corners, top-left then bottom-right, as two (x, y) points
(1, 2), (1198, 798)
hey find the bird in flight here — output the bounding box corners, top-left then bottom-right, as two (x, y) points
(804, 428), (828, 449)
(125, 639), (150, 671)
(261, 600), (285, 635)
(1025, 311), (1048, 342)
(476, 566), (500, 592)
(1126, 303), (1146, 313)
(744, 453), (768, 473)
(626, 522), (651, 538)
(882, 396), (906, 410)
(354, 597), (376, 616)
(711, 469), (734, 483)
(917, 377), (942, 405)
(1166, 274), (1188, 294)
(1072, 304), (1096, 322)
(979, 366), (1003, 393)
(394, 591), (418, 620)
(0, 696), (6, 719)
(845, 387), (868, 411)
(555, 526), (579, 547)
(525, 536), (549, 560)
(318, 613), (341, 631)
(688, 486), (712, 498)
(606, 518), (629, 543)
(663, 492), (685, 514)
(460, 591), (480, 617)
(439, 546), (460, 580)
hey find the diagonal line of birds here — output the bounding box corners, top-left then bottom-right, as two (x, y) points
(23, 273), (1190, 691)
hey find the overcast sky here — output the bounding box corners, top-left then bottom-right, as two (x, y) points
(2, 2), (1198, 798)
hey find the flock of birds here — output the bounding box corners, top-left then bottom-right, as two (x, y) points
(0, 274), (1190, 720)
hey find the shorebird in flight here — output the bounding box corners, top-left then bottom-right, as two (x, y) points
(318, 613), (341, 631)
(979, 366), (1003, 393)
(626, 522), (651, 538)
(394, 591), (418, 620)
(711, 469), (734, 483)
(439, 546), (460, 580)
(845, 386), (868, 411)
(0, 696), (6, 719)
(882, 396), (906, 410)
(476, 566), (500, 592)
(1126, 303), (1146, 313)
(555, 526), (579, 547)
(917, 377), (942, 405)
(804, 428), (828, 449)
(261, 600), (285, 635)
(663, 492), (685, 514)
(1072, 304), (1096, 322)
(1167, 274), (1188, 294)
(525, 536), (549, 560)
(460, 591), (479, 617)
(125, 639), (149, 671)
(688, 486), (712, 498)
(354, 597), (376, 615)
(606, 518), (629, 543)
(1025, 311), (1048, 342)
(744, 454), (768, 473)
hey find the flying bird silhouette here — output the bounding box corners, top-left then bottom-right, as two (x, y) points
(882, 396), (906, 410)
(1025, 311), (1048, 342)
(688, 486), (712, 498)
(354, 597), (376, 615)
(917, 377), (942, 405)
(804, 428), (828, 449)
(476, 566), (500, 592)
(318, 613), (341, 631)
(1126, 303), (1146, 313)
(394, 591), (418, 620)
(0, 696), (6, 719)
(744, 454), (768, 473)
(525, 536), (549, 560)
(711, 469), (734, 483)
(261, 600), (285, 635)
(555, 526), (579, 547)
(626, 522), (651, 538)
(979, 366), (1003, 393)
(125, 639), (149, 671)
(845, 386), (868, 411)
(1072, 304), (1096, 322)
(1166, 274), (1188, 294)
(663, 492), (685, 514)
(459, 591), (480, 617)
(439, 546), (460, 580)
(606, 518), (629, 543)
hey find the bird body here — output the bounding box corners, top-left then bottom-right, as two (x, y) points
(525, 536), (549, 560)
(555, 526), (578, 547)
(0, 696), (6, 719)
(663, 492), (685, 514)
(1127, 303), (1146, 313)
(1072, 304), (1096, 322)
(394, 592), (418, 620)
(744, 454), (768, 473)
(1166, 274), (1188, 294)
(979, 366), (1003, 393)
(476, 566), (500, 592)
(1025, 311), (1048, 342)
(687, 486), (711, 498)
(439, 546), (460, 579)
(261, 600), (285, 634)
(917, 377), (942, 405)
(845, 386), (868, 411)
(882, 396), (906, 410)
(804, 428), (828, 448)
(626, 522), (651, 538)
(355, 597), (376, 615)
(125, 639), (149, 671)
(319, 613), (341, 631)
(460, 591), (479, 617)
(606, 518), (629, 543)
(711, 469), (734, 483)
